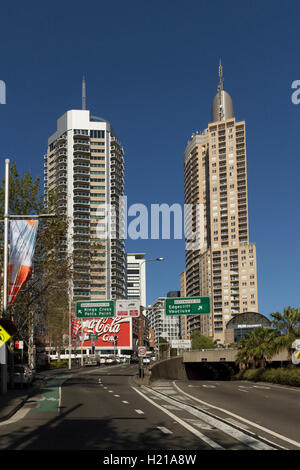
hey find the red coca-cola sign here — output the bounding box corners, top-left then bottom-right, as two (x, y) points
(80, 317), (132, 349)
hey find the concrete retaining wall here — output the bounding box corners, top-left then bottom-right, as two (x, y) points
(150, 356), (187, 381)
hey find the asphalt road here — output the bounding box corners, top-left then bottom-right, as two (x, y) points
(0, 364), (210, 451)
(0, 363), (299, 455)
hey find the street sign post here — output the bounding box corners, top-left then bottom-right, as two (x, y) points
(76, 301), (114, 318)
(292, 339), (300, 351)
(88, 334), (98, 341)
(165, 297), (210, 316)
(170, 339), (191, 349)
(116, 299), (140, 317)
(138, 346), (147, 357)
(0, 325), (11, 349)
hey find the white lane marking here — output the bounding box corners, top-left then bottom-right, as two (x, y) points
(238, 389), (249, 393)
(185, 418), (214, 430)
(253, 385), (270, 390)
(108, 390), (113, 393)
(114, 394), (120, 397)
(132, 386), (224, 450)
(122, 401), (129, 404)
(225, 418), (252, 432)
(202, 385), (216, 388)
(149, 386), (274, 451)
(171, 395), (192, 401)
(162, 405), (182, 410)
(135, 409), (144, 414)
(157, 426), (173, 435)
(173, 381), (300, 449)
(59, 386), (62, 411)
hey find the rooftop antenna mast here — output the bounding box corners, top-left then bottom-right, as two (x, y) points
(217, 59), (224, 121)
(82, 75), (86, 110)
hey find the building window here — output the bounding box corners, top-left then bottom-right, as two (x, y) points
(91, 130), (105, 138)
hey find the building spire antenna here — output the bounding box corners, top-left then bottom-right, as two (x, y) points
(218, 58), (223, 92)
(82, 75), (86, 110)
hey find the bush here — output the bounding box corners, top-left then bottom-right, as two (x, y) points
(49, 360), (68, 369)
(235, 368), (265, 382)
(235, 367), (300, 386)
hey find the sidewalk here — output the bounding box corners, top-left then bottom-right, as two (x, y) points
(0, 370), (53, 422)
(0, 385), (32, 422)
(0, 365), (93, 422)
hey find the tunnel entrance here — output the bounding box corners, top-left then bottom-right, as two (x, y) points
(185, 362), (239, 381)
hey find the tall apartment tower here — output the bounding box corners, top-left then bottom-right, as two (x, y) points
(126, 253), (146, 307)
(184, 62), (258, 344)
(44, 84), (126, 302)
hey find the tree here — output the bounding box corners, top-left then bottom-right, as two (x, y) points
(157, 337), (169, 359)
(0, 162), (73, 367)
(270, 307), (300, 364)
(235, 327), (280, 369)
(191, 330), (215, 350)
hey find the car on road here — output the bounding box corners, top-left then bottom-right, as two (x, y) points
(143, 357), (150, 364)
(7, 364), (33, 386)
(130, 356), (139, 364)
(106, 356), (115, 364)
(84, 355), (100, 366)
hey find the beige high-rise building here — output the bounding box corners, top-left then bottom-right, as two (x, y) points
(184, 62), (258, 344)
(44, 86), (126, 303)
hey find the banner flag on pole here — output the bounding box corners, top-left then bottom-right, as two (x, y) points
(8, 220), (39, 305)
(71, 317), (81, 338)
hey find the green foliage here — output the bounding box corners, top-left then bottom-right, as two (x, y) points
(270, 307), (300, 362)
(235, 307), (300, 369)
(270, 306), (300, 336)
(0, 162), (72, 355)
(49, 360), (68, 369)
(235, 327), (280, 368)
(158, 337), (168, 352)
(191, 330), (215, 350)
(236, 368), (300, 387)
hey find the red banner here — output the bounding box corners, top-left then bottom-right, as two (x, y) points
(8, 220), (39, 305)
(80, 317), (132, 350)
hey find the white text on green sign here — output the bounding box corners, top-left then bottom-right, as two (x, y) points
(165, 297), (210, 316)
(76, 301), (114, 318)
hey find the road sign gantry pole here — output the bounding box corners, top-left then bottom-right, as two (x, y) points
(138, 257), (164, 379)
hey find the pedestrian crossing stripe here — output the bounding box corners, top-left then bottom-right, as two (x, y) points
(0, 325), (11, 348)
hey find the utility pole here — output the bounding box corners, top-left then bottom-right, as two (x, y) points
(0, 159), (56, 394)
(138, 257), (164, 379)
(0, 159), (10, 394)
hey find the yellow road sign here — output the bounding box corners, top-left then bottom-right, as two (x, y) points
(0, 325), (11, 348)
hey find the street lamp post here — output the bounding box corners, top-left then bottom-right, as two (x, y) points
(138, 257), (164, 379)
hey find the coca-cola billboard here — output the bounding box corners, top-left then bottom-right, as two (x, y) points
(79, 316), (132, 350)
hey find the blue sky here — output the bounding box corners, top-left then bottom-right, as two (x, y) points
(0, 0), (299, 316)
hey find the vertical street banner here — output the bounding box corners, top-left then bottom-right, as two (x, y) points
(8, 220), (39, 305)
(71, 317), (81, 338)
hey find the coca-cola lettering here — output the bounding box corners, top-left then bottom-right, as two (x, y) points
(103, 334), (116, 342)
(79, 317), (132, 350)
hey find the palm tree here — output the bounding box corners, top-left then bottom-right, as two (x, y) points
(236, 327), (279, 369)
(270, 307), (300, 364)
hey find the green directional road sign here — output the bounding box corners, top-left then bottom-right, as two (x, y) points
(76, 300), (114, 318)
(165, 297), (210, 316)
(89, 333), (98, 340)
